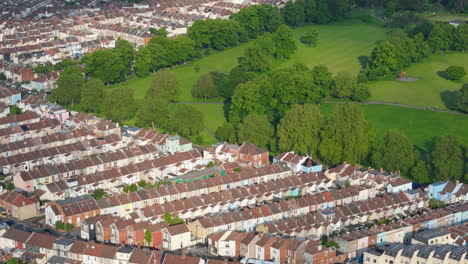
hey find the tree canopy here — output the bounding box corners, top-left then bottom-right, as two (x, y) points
(50, 66), (84, 105)
(81, 78), (106, 113)
(147, 69), (180, 102)
(319, 104), (374, 165)
(273, 25), (297, 59)
(456, 83), (468, 113)
(237, 114), (274, 149)
(170, 104), (204, 138)
(430, 135), (464, 182)
(371, 130), (415, 174)
(192, 73), (218, 100)
(83, 49), (125, 84)
(277, 104), (322, 156)
(104, 87), (137, 122)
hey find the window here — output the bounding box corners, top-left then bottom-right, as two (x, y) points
(366, 257), (370, 262)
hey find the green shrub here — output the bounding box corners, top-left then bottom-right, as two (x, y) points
(446, 66), (466, 80)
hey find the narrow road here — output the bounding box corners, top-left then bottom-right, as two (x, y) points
(324, 100), (467, 115)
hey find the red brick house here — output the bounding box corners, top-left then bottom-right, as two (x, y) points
(238, 142), (269, 168)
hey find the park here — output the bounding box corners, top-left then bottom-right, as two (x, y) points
(108, 17), (467, 148)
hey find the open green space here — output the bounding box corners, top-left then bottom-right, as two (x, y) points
(112, 19), (387, 103)
(190, 104), (226, 145)
(368, 52), (468, 110)
(110, 19), (388, 142)
(320, 103), (468, 151)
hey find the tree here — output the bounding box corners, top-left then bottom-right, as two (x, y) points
(136, 97), (169, 129)
(123, 184), (138, 193)
(445, 66), (466, 80)
(149, 27), (168, 37)
(144, 228), (152, 246)
(350, 83), (371, 102)
(91, 189), (107, 200)
(300, 29), (319, 46)
(453, 24), (468, 52)
(282, 0), (304, 27)
(411, 160), (429, 183)
(254, 4), (283, 33)
(428, 23), (454, 52)
(314, 0), (332, 24)
(0, 72), (6, 81)
(138, 180), (148, 188)
(277, 104), (322, 156)
(366, 41), (398, 78)
(254, 33), (276, 56)
(104, 87), (137, 122)
(385, 1), (397, 18)
(50, 66), (84, 105)
(410, 20), (434, 39)
(431, 135), (464, 181)
(240, 47), (272, 73)
(273, 25), (297, 59)
(456, 83), (468, 113)
(388, 28), (408, 45)
(114, 39), (135, 76)
(229, 79), (265, 124)
(237, 114), (274, 149)
(328, 0), (351, 20)
(321, 240), (340, 249)
(215, 122), (237, 143)
(230, 6), (261, 38)
(312, 65), (334, 98)
(319, 104), (374, 165)
(8, 106), (22, 116)
(412, 33), (431, 61)
(188, 19), (242, 50)
(6, 182), (14, 191)
(192, 74), (218, 100)
(170, 104), (204, 138)
(6, 258), (19, 264)
(163, 212), (183, 225)
(147, 42), (168, 71)
(371, 130), (415, 174)
(147, 69), (180, 102)
(81, 79), (105, 113)
(303, 0), (317, 23)
(33, 64), (51, 74)
(428, 198), (445, 209)
(332, 71), (356, 98)
(53, 59), (76, 71)
(135, 46), (152, 77)
(83, 49), (125, 84)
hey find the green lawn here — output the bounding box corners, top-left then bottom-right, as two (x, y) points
(368, 52), (468, 110)
(279, 20), (387, 74)
(320, 103), (468, 151)
(190, 104), (226, 145)
(109, 19), (388, 143)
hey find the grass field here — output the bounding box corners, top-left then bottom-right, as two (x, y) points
(368, 52), (468, 110)
(320, 103), (468, 150)
(110, 19), (388, 143)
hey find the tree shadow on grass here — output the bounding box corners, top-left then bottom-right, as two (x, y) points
(440, 90), (458, 110)
(358, 56), (369, 68)
(436, 70), (448, 80)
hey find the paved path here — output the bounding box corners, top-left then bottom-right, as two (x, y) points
(324, 100), (467, 115)
(205, 127), (219, 141)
